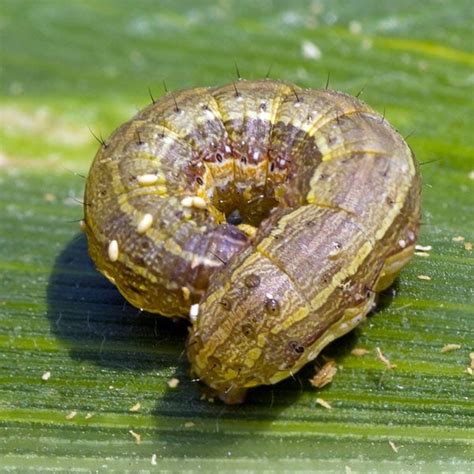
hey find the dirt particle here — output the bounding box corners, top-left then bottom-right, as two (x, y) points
(315, 397), (332, 409)
(440, 343), (461, 353)
(167, 377), (180, 389)
(41, 371), (51, 381)
(414, 251), (430, 257)
(65, 410), (77, 420)
(44, 193), (56, 202)
(415, 244), (432, 252)
(351, 347), (370, 356)
(349, 20), (362, 34)
(129, 430), (141, 444)
(310, 360), (337, 388)
(376, 347), (396, 369)
(301, 40), (322, 60)
(389, 441), (399, 453)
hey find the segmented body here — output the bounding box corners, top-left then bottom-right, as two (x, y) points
(84, 79), (420, 403)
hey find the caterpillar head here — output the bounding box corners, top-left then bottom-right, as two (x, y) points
(186, 249), (311, 404)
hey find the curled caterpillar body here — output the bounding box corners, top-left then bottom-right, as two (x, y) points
(84, 79), (421, 403)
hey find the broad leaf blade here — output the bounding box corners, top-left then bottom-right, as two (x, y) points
(1, 0), (473, 471)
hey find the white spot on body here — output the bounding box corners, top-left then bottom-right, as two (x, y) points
(108, 240), (119, 262)
(398, 239), (406, 249)
(137, 213), (153, 234)
(137, 174), (159, 186)
(189, 303), (200, 322)
(181, 196), (207, 209)
(181, 196), (194, 207)
(192, 196), (207, 209)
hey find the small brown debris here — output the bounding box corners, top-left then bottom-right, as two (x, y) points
(309, 360), (337, 388)
(376, 347), (396, 369)
(316, 398), (332, 409)
(167, 377), (180, 389)
(440, 344), (461, 353)
(452, 236), (465, 242)
(417, 275), (431, 281)
(464, 242), (472, 251)
(184, 421), (195, 428)
(65, 410), (77, 420)
(129, 430), (141, 444)
(41, 371), (51, 381)
(129, 402), (141, 412)
(389, 441), (399, 453)
(351, 347), (370, 356)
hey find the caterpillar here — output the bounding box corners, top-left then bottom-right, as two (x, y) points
(83, 79), (421, 404)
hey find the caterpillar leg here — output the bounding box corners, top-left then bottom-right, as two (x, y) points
(375, 245), (415, 292)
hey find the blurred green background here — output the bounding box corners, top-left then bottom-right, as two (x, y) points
(1, 0), (473, 471)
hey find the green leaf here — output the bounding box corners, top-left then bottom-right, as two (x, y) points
(1, 0), (473, 471)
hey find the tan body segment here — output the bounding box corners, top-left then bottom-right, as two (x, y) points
(84, 79), (421, 403)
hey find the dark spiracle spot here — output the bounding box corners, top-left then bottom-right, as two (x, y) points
(226, 209), (243, 226)
(241, 323), (254, 337)
(196, 176), (204, 186)
(219, 297), (232, 311)
(240, 156), (247, 164)
(244, 274), (261, 289)
(265, 297), (280, 315)
(270, 162), (275, 172)
(206, 356), (221, 370)
(289, 341), (304, 354)
(259, 102), (267, 112)
(135, 238), (151, 254)
(216, 153), (223, 162)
